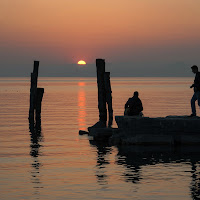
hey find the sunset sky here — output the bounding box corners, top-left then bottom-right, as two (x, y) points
(1, 0), (200, 76)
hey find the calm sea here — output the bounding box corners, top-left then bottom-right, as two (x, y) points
(0, 77), (200, 200)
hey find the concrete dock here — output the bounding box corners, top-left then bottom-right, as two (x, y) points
(112, 116), (200, 145)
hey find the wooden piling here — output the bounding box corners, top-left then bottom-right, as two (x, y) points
(96, 59), (107, 125)
(29, 61), (44, 122)
(35, 88), (44, 120)
(87, 59), (114, 133)
(29, 72), (37, 119)
(104, 72), (113, 127)
(33, 61), (39, 78)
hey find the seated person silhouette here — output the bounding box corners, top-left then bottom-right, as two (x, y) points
(124, 91), (143, 116)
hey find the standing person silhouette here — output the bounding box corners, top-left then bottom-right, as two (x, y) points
(190, 65), (200, 117)
(124, 91), (143, 116)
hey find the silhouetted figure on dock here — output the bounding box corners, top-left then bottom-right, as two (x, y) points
(124, 91), (143, 116)
(190, 65), (200, 117)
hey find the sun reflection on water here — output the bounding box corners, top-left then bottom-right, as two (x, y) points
(78, 82), (86, 130)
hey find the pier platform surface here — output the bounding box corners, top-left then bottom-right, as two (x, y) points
(112, 115), (200, 145)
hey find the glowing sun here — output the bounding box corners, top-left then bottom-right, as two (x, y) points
(78, 60), (86, 65)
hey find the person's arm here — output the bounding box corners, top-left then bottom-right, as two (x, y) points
(194, 73), (200, 88)
(190, 78), (195, 88)
(138, 99), (143, 112)
(190, 75), (197, 88)
(134, 99), (143, 113)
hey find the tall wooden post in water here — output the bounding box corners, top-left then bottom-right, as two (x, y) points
(29, 61), (44, 122)
(104, 72), (113, 127)
(96, 59), (107, 126)
(85, 58), (113, 135)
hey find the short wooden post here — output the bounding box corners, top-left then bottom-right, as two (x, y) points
(96, 59), (107, 125)
(29, 61), (44, 122)
(35, 88), (44, 120)
(104, 72), (113, 127)
(29, 72), (37, 120)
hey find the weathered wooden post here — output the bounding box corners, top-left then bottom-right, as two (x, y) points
(29, 61), (44, 122)
(104, 72), (113, 127)
(83, 59), (114, 138)
(35, 88), (44, 120)
(33, 61), (39, 78)
(29, 61), (39, 120)
(87, 59), (114, 132)
(96, 59), (107, 126)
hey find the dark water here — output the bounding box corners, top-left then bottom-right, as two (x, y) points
(0, 77), (200, 200)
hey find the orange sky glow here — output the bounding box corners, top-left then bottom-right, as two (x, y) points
(0, 0), (200, 76)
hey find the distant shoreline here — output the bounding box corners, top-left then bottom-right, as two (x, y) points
(0, 76), (194, 78)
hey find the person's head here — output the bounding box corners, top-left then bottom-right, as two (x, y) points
(133, 91), (139, 97)
(191, 65), (198, 74)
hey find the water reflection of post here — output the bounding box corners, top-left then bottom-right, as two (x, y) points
(78, 82), (87, 130)
(116, 146), (142, 184)
(89, 140), (112, 186)
(190, 162), (200, 199)
(29, 117), (43, 196)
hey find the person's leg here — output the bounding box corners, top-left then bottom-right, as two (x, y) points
(191, 93), (197, 115)
(196, 91), (200, 114)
